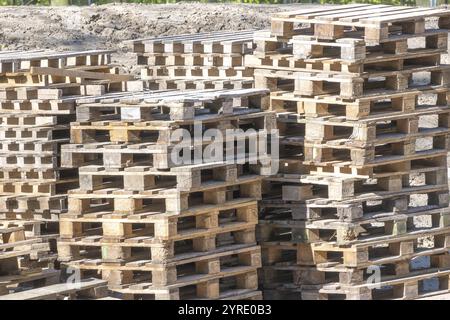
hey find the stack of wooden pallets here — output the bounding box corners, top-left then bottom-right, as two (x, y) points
(0, 222), (59, 296)
(126, 31), (256, 91)
(57, 88), (276, 300)
(247, 4), (450, 300)
(0, 50), (132, 254)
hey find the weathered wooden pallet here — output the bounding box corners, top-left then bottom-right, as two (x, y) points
(137, 78), (254, 91)
(61, 132), (275, 171)
(0, 178), (78, 196)
(0, 154), (57, 169)
(0, 99), (76, 115)
(279, 106), (450, 143)
(0, 194), (67, 214)
(302, 131), (449, 166)
(59, 198), (257, 242)
(275, 147), (443, 175)
(276, 146), (450, 180)
(263, 250), (450, 288)
(247, 49), (444, 74)
(270, 87), (448, 123)
(112, 268), (259, 300)
(305, 150), (449, 179)
(59, 244), (260, 290)
(267, 85), (449, 119)
(0, 125), (68, 141)
(65, 176), (262, 216)
(0, 269), (61, 296)
(262, 172), (449, 217)
(0, 114), (74, 127)
(1, 228), (55, 271)
(301, 267), (450, 300)
(0, 138), (69, 154)
(127, 30), (255, 55)
(69, 113), (274, 145)
(254, 65), (450, 99)
(252, 29), (448, 61)
(261, 260), (450, 300)
(0, 50), (113, 74)
(73, 88), (269, 122)
(0, 82), (119, 101)
(270, 4), (450, 44)
(310, 226), (450, 268)
(259, 205), (450, 245)
(0, 219), (59, 243)
(76, 160), (270, 192)
(137, 53), (245, 68)
(141, 65), (253, 79)
(0, 167), (76, 182)
(61, 141), (174, 170)
(267, 168), (449, 202)
(0, 278), (108, 300)
(0, 65), (128, 88)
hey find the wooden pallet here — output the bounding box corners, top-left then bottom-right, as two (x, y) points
(254, 65), (450, 99)
(127, 30), (255, 55)
(0, 194), (67, 214)
(141, 65), (253, 79)
(68, 113), (274, 146)
(113, 272), (261, 300)
(0, 225), (58, 295)
(73, 88), (269, 122)
(301, 267), (450, 300)
(137, 78), (254, 91)
(75, 161), (270, 192)
(137, 53), (245, 68)
(263, 250), (450, 288)
(259, 205), (450, 245)
(0, 50), (114, 73)
(266, 168), (449, 202)
(270, 5), (450, 44)
(267, 85), (449, 118)
(0, 269), (60, 296)
(62, 175), (261, 216)
(0, 99), (76, 115)
(310, 227), (450, 268)
(253, 28), (447, 59)
(60, 244), (260, 290)
(0, 219), (59, 252)
(0, 278), (108, 300)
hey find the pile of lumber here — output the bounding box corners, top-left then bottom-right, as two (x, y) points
(248, 4), (450, 300)
(126, 31), (256, 91)
(57, 88), (276, 300)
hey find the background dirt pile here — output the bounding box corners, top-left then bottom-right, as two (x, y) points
(0, 3), (312, 72)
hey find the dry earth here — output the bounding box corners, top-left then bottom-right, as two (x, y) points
(0, 3), (320, 73)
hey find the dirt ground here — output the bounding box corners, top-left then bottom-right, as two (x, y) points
(0, 3), (321, 73)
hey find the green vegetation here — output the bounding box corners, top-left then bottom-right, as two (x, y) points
(0, 0), (423, 6)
